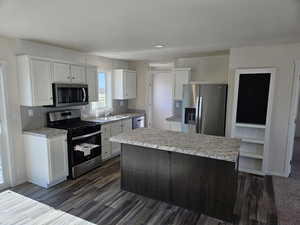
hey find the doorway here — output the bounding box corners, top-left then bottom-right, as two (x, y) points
(151, 71), (173, 130)
(0, 63), (10, 189)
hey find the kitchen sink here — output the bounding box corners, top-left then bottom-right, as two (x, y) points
(93, 115), (130, 123)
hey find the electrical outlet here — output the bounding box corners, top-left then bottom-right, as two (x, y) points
(28, 109), (34, 117)
(176, 102), (180, 108)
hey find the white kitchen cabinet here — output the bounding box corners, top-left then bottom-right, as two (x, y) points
(122, 119), (133, 132)
(71, 65), (86, 84)
(165, 120), (182, 132)
(17, 56), (53, 106)
(86, 66), (98, 102)
(53, 62), (71, 83)
(113, 69), (137, 99)
(111, 121), (122, 156)
(101, 118), (133, 160)
(23, 133), (68, 188)
(174, 68), (191, 100)
(53, 63), (86, 84)
(101, 124), (112, 160)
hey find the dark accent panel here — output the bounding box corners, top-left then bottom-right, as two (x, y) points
(170, 152), (237, 222)
(121, 144), (171, 202)
(121, 144), (238, 222)
(236, 73), (270, 125)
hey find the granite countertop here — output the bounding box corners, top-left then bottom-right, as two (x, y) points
(110, 128), (240, 162)
(23, 127), (68, 138)
(166, 115), (181, 122)
(83, 112), (145, 124)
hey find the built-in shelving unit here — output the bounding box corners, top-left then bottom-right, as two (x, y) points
(231, 68), (276, 176)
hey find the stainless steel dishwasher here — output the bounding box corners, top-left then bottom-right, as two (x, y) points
(132, 116), (145, 129)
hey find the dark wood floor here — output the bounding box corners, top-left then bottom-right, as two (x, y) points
(10, 157), (277, 225)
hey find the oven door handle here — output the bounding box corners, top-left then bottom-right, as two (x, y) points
(72, 130), (101, 141)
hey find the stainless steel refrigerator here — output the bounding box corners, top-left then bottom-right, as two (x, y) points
(182, 83), (227, 136)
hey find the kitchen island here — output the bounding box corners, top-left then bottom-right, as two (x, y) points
(110, 128), (240, 222)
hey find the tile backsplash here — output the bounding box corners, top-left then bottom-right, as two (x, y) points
(21, 100), (129, 130)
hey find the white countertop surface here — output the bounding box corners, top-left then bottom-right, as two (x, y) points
(23, 127), (67, 138)
(83, 112), (144, 124)
(110, 128), (240, 162)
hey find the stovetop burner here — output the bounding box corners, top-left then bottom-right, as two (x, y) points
(47, 109), (101, 134)
(48, 120), (99, 131)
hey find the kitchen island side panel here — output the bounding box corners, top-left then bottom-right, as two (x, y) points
(121, 144), (238, 222)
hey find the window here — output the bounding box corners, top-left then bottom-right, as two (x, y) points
(98, 72), (106, 107)
(91, 70), (112, 111)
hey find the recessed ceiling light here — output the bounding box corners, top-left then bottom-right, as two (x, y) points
(154, 44), (165, 48)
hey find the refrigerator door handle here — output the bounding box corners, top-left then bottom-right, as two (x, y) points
(195, 96), (199, 133)
(198, 96), (203, 133)
(196, 96), (203, 133)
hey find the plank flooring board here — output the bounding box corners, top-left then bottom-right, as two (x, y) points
(1, 157), (278, 225)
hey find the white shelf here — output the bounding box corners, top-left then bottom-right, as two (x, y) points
(235, 123), (266, 129)
(237, 137), (265, 144)
(240, 152), (263, 160)
(239, 168), (265, 176)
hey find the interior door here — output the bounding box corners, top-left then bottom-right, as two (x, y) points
(199, 84), (227, 136)
(53, 62), (71, 83)
(71, 65), (86, 84)
(152, 72), (173, 130)
(31, 59), (53, 106)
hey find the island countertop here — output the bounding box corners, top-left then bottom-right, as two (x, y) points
(110, 128), (240, 162)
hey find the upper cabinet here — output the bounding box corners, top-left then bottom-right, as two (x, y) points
(53, 62), (71, 83)
(174, 68), (191, 100)
(53, 63), (86, 84)
(86, 66), (98, 102)
(17, 55), (88, 107)
(71, 65), (86, 84)
(17, 55), (53, 106)
(113, 69), (137, 100)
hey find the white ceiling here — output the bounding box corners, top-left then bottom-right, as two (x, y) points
(0, 0), (300, 60)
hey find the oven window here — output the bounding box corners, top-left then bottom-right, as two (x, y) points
(71, 133), (101, 166)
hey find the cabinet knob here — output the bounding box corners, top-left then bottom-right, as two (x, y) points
(50, 97), (53, 100)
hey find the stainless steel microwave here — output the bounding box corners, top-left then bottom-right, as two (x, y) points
(52, 83), (89, 107)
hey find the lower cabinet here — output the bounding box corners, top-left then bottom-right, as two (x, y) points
(23, 134), (68, 188)
(101, 118), (133, 160)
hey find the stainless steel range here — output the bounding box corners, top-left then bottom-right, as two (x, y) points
(47, 109), (102, 179)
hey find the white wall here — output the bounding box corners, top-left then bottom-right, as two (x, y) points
(175, 55), (229, 82)
(0, 36), (26, 186)
(227, 43), (300, 176)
